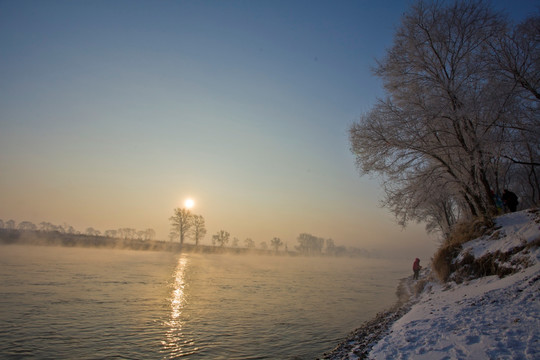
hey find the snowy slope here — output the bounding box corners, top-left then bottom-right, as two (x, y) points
(369, 209), (540, 360)
(326, 209), (540, 360)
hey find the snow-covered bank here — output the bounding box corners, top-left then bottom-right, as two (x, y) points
(323, 209), (540, 360)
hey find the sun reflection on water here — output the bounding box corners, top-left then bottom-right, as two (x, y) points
(162, 255), (196, 358)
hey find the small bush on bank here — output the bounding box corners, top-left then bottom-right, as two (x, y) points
(432, 217), (494, 282)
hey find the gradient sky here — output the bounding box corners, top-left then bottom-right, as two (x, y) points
(1, 0), (537, 258)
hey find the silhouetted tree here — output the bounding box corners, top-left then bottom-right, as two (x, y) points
(18, 221), (36, 231)
(118, 228), (136, 239)
(85, 227), (100, 236)
(191, 215), (206, 245)
(244, 238), (255, 249)
(144, 228), (156, 241)
(325, 238), (335, 254)
(63, 223), (77, 234)
(212, 230), (229, 247)
(104, 229), (118, 238)
(39, 222), (55, 232)
(170, 208), (193, 245)
(270, 237), (283, 252)
(5, 220), (16, 230)
(296, 233), (324, 255)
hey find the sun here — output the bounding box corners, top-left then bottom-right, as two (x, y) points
(184, 198), (195, 209)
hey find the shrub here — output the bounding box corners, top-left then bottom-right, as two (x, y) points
(432, 217), (493, 282)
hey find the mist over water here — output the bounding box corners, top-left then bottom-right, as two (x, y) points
(0, 245), (408, 359)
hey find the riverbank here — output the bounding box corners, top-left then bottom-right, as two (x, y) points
(322, 209), (540, 359)
(320, 271), (422, 359)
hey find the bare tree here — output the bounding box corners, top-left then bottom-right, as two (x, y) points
(39, 222), (53, 232)
(105, 229), (118, 238)
(191, 215), (206, 245)
(325, 238), (335, 255)
(144, 228), (156, 241)
(18, 221), (37, 231)
(5, 220), (16, 230)
(244, 238), (255, 249)
(85, 227), (101, 236)
(118, 228), (136, 240)
(63, 223), (76, 234)
(296, 233), (324, 255)
(212, 230), (230, 247)
(170, 208), (193, 245)
(270, 237), (283, 252)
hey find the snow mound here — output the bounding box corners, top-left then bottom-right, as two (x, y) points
(465, 209), (540, 258)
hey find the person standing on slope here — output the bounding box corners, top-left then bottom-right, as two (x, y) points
(502, 189), (519, 212)
(413, 258), (422, 280)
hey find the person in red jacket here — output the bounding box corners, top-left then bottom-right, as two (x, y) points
(413, 258), (422, 280)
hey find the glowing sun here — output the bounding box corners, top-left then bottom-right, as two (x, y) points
(184, 198), (195, 209)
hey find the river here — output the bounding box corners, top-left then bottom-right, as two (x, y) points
(0, 245), (408, 359)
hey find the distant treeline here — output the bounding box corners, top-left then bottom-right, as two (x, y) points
(0, 228), (181, 252)
(0, 229), (375, 257)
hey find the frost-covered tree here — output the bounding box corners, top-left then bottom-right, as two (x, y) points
(350, 0), (539, 238)
(488, 14), (540, 206)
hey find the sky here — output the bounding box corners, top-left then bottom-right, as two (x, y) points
(0, 0), (537, 259)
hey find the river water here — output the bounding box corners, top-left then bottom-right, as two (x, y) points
(0, 245), (408, 359)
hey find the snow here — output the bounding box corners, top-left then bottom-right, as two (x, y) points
(370, 262), (539, 359)
(463, 211), (540, 259)
(327, 209), (540, 360)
